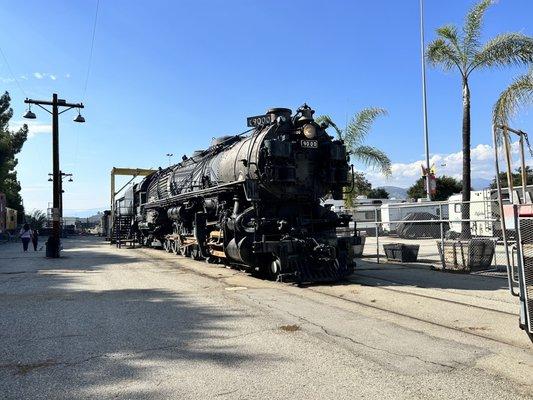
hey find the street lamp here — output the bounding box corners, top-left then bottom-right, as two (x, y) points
(73, 109), (85, 123)
(24, 93), (85, 258)
(419, 0), (431, 201)
(23, 104), (36, 119)
(166, 153), (174, 167)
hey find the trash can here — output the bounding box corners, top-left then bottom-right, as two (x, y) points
(383, 243), (420, 262)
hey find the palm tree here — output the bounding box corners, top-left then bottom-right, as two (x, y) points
(427, 0), (533, 235)
(316, 107), (392, 175)
(25, 209), (47, 230)
(493, 68), (533, 127)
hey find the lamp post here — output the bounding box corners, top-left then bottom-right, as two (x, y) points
(24, 94), (85, 258)
(166, 153), (174, 167)
(49, 171), (73, 220)
(419, 0), (432, 201)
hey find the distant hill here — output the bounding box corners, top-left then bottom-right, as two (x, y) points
(63, 208), (107, 218)
(377, 186), (408, 199)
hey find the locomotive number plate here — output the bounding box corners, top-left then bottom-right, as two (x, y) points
(247, 114), (273, 127)
(301, 139), (318, 148)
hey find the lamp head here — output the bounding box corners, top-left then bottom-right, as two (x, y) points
(74, 109), (85, 123)
(23, 110), (36, 119)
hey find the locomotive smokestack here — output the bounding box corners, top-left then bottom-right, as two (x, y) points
(267, 107), (292, 122)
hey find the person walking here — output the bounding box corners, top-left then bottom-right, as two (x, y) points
(31, 228), (39, 251)
(19, 224), (33, 252)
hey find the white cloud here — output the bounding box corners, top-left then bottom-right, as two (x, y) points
(65, 73), (71, 79)
(49, 74), (57, 80)
(365, 143), (532, 188)
(33, 72), (45, 79)
(0, 77), (15, 83)
(11, 120), (52, 138)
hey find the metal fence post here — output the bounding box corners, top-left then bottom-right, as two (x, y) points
(439, 203), (445, 257)
(375, 207), (380, 264)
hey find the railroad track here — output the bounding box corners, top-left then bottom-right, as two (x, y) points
(304, 286), (528, 350)
(347, 272), (517, 317)
(132, 246), (529, 350)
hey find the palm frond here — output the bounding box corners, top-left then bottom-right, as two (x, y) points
(437, 25), (464, 64)
(462, 0), (492, 59)
(426, 38), (463, 73)
(352, 145), (392, 176)
(344, 107), (387, 148)
(472, 33), (533, 72)
(315, 114), (343, 139)
(493, 68), (533, 128)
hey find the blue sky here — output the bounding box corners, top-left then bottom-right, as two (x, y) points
(1, 0), (532, 214)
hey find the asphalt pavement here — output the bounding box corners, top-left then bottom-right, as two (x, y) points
(0, 236), (531, 399)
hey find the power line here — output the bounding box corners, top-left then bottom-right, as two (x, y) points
(0, 45), (27, 97)
(73, 0), (100, 174)
(82, 0), (100, 99)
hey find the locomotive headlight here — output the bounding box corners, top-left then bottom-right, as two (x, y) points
(302, 123), (317, 139)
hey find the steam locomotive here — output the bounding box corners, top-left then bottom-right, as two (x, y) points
(115, 104), (358, 282)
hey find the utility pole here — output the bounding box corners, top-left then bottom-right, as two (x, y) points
(50, 171), (73, 220)
(419, 0), (432, 201)
(24, 94), (84, 258)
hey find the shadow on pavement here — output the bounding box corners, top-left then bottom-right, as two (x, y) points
(0, 236), (283, 399)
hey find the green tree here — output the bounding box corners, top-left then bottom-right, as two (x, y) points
(316, 107), (391, 175)
(407, 176), (462, 201)
(0, 91), (28, 216)
(427, 0), (533, 234)
(344, 172), (372, 208)
(25, 209), (47, 230)
(493, 68), (533, 128)
(490, 166), (532, 189)
(368, 188), (389, 199)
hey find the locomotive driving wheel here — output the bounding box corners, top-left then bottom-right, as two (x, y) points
(268, 257), (282, 281)
(190, 245), (203, 261)
(171, 240), (178, 255)
(179, 244), (190, 257)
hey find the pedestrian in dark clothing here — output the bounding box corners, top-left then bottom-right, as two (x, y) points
(31, 229), (39, 251)
(19, 223), (32, 252)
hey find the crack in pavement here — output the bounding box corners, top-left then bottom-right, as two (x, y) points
(240, 291), (461, 371)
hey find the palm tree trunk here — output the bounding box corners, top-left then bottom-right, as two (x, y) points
(461, 77), (471, 238)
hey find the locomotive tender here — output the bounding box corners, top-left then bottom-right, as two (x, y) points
(116, 104), (358, 282)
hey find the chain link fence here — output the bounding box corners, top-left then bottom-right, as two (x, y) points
(347, 198), (514, 273)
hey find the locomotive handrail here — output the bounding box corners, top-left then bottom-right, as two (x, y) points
(343, 165), (355, 194)
(143, 181), (240, 209)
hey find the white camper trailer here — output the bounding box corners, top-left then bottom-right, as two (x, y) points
(448, 185), (533, 237)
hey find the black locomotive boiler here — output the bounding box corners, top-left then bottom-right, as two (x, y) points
(116, 104), (358, 282)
